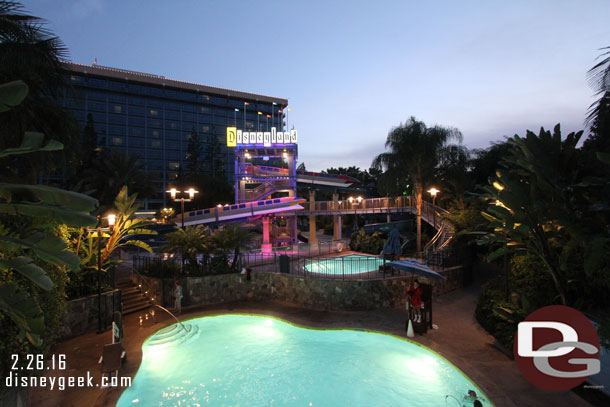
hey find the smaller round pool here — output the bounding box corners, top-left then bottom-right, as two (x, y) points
(304, 254), (384, 276)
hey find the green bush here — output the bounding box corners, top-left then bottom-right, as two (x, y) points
(349, 229), (385, 255)
(209, 255), (232, 275)
(475, 278), (520, 351)
(475, 254), (560, 351)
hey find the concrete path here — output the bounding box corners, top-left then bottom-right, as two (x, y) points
(29, 284), (592, 406)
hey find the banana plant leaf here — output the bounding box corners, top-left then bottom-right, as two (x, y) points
(0, 132), (63, 157)
(0, 257), (53, 290)
(0, 282), (44, 346)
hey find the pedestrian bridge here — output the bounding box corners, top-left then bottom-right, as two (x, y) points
(300, 196), (454, 251)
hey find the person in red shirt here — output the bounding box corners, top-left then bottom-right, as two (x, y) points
(406, 279), (423, 323)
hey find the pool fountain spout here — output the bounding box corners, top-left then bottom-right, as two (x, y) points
(150, 304), (188, 332)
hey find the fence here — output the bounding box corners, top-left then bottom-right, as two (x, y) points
(238, 239), (448, 281)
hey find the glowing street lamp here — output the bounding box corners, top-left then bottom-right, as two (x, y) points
(166, 188), (199, 229)
(427, 188), (440, 228)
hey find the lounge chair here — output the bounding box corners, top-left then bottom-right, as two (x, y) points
(98, 343), (126, 378)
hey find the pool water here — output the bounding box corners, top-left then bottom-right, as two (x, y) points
(304, 254), (384, 275)
(117, 314), (492, 407)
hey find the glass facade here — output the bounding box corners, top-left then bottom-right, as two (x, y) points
(60, 63), (287, 208)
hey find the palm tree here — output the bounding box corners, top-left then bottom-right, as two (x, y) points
(586, 46), (610, 128)
(372, 117), (462, 252)
(212, 225), (255, 273)
(0, 1), (78, 183)
(79, 150), (155, 207)
(162, 225), (212, 274)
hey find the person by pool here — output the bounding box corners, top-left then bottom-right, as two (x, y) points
(406, 279), (423, 322)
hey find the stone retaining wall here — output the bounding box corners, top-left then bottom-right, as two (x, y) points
(146, 266), (463, 311)
(58, 290), (122, 340)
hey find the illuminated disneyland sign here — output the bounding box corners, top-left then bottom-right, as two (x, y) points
(226, 127), (297, 147)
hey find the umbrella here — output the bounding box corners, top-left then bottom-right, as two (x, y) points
(382, 228), (402, 259)
(385, 259), (446, 280)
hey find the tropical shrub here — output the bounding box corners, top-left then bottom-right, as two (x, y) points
(349, 229), (385, 255)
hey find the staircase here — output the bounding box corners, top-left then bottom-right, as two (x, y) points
(147, 323), (200, 348)
(239, 180), (290, 202)
(116, 278), (153, 315)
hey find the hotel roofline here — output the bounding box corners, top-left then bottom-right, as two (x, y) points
(62, 61), (288, 106)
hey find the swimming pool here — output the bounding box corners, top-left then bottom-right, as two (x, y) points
(117, 314), (493, 407)
(303, 254), (384, 276)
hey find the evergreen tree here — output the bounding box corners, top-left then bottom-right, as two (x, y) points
(185, 128), (203, 174)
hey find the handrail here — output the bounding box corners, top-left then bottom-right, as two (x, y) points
(131, 266), (157, 305)
(424, 222), (445, 252)
(151, 304), (188, 333)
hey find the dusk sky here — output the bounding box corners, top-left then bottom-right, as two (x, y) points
(23, 0), (610, 171)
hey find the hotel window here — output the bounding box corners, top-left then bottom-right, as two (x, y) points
(151, 130), (160, 138)
(111, 137), (123, 146)
(113, 105), (122, 114)
(148, 119), (162, 128)
(168, 162), (180, 170)
(149, 108), (159, 117)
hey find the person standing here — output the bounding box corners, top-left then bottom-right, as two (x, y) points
(174, 280), (183, 314)
(406, 279), (423, 322)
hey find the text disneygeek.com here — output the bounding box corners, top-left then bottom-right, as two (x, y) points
(5, 371), (131, 390)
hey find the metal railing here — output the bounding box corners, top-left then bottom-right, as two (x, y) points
(240, 239), (351, 267)
(129, 265), (158, 305)
(302, 196), (414, 213)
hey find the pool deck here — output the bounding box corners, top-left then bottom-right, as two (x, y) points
(28, 284), (593, 406)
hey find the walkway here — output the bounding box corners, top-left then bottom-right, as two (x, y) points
(28, 283), (593, 406)
(301, 196), (454, 250)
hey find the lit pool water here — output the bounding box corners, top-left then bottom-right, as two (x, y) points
(117, 314), (493, 407)
(304, 254), (384, 275)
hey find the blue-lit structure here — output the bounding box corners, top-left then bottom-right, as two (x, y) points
(234, 130), (299, 247)
(59, 62), (288, 208)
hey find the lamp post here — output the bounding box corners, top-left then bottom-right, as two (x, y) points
(167, 188), (198, 229)
(234, 108), (239, 127)
(244, 102), (249, 129)
(427, 188), (439, 228)
(272, 102), (277, 128)
(278, 109), (283, 130)
(94, 213), (115, 333)
(257, 111), (262, 131)
(167, 188), (198, 272)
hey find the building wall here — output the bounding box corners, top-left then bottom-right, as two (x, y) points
(59, 63), (287, 208)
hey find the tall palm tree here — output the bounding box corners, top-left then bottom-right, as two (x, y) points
(79, 150), (155, 207)
(0, 1), (78, 183)
(212, 225), (255, 273)
(372, 117), (462, 252)
(586, 46), (610, 128)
